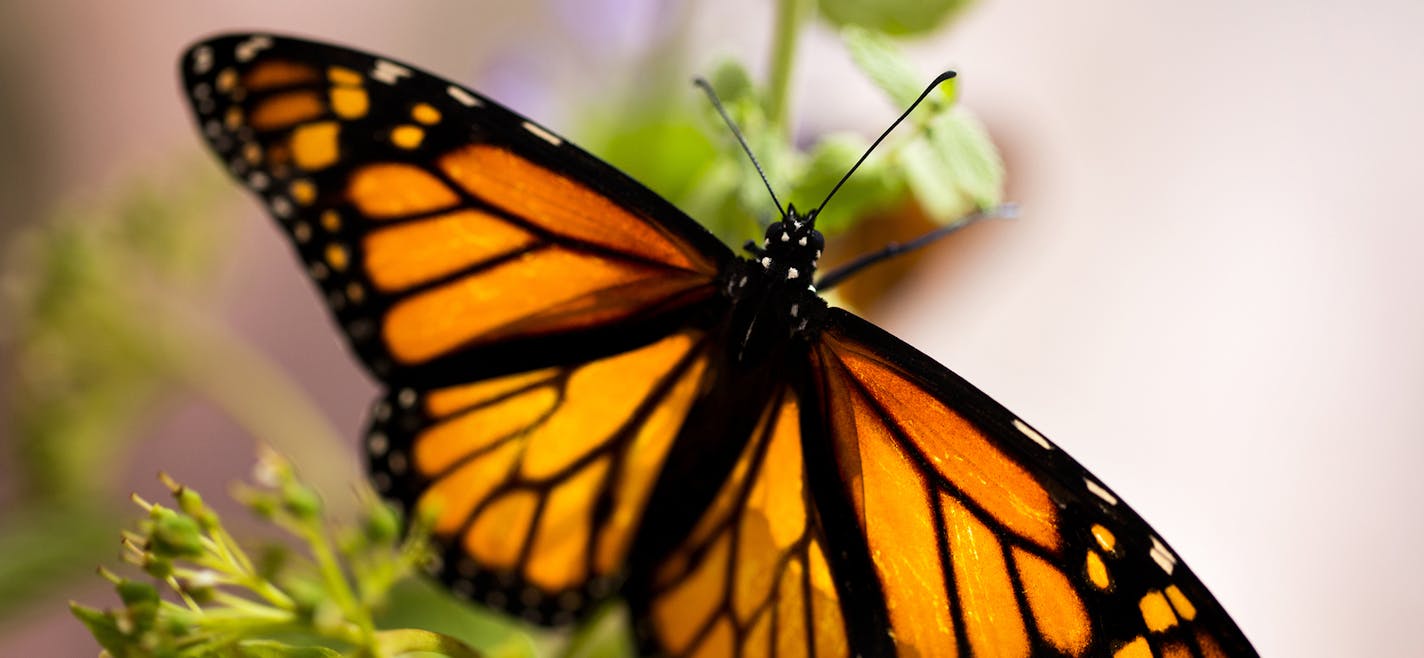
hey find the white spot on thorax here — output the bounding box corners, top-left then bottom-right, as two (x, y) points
(1012, 419), (1052, 450)
(447, 85), (482, 107)
(372, 59), (412, 85)
(521, 120), (563, 145)
(798, 236), (807, 246)
(791, 304), (799, 318)
(1085, 478), (1118, 505)
(787, 267), (800, 280)
(780, 232), (789, 242)
(761, 257), (772, 269)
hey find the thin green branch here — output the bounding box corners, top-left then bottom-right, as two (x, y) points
(766, 0), (811, 132)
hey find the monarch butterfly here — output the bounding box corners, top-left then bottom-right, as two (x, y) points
(180, 33), (1257, 657)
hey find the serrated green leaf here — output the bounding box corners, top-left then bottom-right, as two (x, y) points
(819, 0), (976, 37)
(232, 640), (342, 658)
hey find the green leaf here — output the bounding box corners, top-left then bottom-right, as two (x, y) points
(561, 604), (635, 658)
(376, 579), (530, 657)
(928, 107), (1005, 211)
(899, 136), (962, 220)
(899, 106), (1004, 222)
(842, 27), (923, 107)
(232, 640), (342, 658)
(819, 0), (976, 37)
(374, 628), (483, 657)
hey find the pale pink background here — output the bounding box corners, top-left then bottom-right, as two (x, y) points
(1, 1), (1420, 656)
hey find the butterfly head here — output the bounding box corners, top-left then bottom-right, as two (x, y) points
(759, 204), (824, 282)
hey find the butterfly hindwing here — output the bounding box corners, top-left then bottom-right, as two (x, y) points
(368, 328), (715, 622)
(628, 384), (858, 658)
(180, 34), (732, 387)
(808, 308), (1254, 657)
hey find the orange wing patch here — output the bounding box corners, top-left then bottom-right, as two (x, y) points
(646, 392), (849, 658)
(372, 331), (708, 618)
(381, 245), (711, 365)
(815, 334), (1093, 657)
(440, 145), (712, 273)
(834, 347), (1059, 552)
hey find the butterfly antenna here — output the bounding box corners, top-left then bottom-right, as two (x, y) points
(815, 203), (1018, 291)
(694, 77), (786, 220)
(814, 70), (958, 218)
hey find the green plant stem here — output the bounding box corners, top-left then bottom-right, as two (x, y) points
(300, 521), (380, 652)
(766, 0), (811, 132)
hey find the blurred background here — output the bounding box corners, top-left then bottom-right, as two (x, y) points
(2, 0), (1421, 656)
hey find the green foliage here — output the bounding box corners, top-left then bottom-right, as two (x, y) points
(819, 0), (977, 36)
(2, 166), (228, 504)
(583, 18), (1005, 249)
(73, 452), (473, 658)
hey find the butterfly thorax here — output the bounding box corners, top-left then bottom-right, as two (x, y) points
(723, 206), (829, 364)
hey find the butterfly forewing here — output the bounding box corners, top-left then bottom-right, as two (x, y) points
(180, 34), (731, 387)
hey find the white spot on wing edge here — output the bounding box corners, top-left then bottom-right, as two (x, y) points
(1085, 477), (1118, 506)
(1012, 419), (1052, 450)
(235, 35), (273, 63)
(1149, 535), (1178, 574)
(372, 59), (412, 85)
(367, 432), (389, 457)
(447, 85), (482, 107)
(192, 45), (214, 74)
(521, 120), (563, 146)
(270, 196), (293, 219)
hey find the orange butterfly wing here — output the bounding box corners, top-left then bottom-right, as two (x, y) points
(181, 34), (738, 620)
(181, 34), (730, 387)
